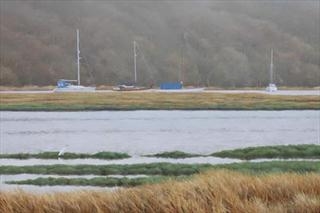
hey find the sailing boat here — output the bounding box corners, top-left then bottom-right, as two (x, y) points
(54, 29), (95, 92)
(113, 40), (150, 91)
(266, 48), (277, 92)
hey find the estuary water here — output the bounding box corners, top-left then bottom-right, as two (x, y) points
(1, 110), (319, 155)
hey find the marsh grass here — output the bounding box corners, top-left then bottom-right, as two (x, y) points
(6, 176), (179, 187)
(1, 170), (320, 213)
(211, 144), (320, 160)
(1, 161), (319, 176)
(1, 92), (319, 110)
(0, 163), (209, 176)
(0, 152), (130, 160)
(5, 161), (320, 186)
(218, 161), (320, 174)
(144, 151), (202, 158)
(145, 145), (320, 159)
(0, 85), (55, 91)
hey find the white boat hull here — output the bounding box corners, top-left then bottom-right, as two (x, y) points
(113, 85), (151, 91)
(54, 85), (96, 93)
(266, 84), (278, 92)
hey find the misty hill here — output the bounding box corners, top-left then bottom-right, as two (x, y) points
(1, 1), (319, 87)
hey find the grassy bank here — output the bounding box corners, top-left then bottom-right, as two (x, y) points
(144, 145), (320, 159)
(5, 161), (319, 187)
(1, 92), (319, 111)
(1, 86), (318, 91)
(212, 144), (320, 160)
(218, 161), (320, 173)
(2, 145), (319, 160)
(0, 163), (210, 176)
(6, 176), (177, 187)
(0, 85), (55, 91)
(1, 161), (319, 176)
(145, 151), (202, 158)
(1, 171), (320, 213)
(0, 151), (130, 160)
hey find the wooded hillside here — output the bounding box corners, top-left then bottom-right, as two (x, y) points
(1, 1), (319, 87)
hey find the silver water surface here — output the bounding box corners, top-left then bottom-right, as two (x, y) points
(1, 110), (319, 192)
(1, 110), (319, 155)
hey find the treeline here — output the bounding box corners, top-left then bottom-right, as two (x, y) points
(1, 0), (319, 87)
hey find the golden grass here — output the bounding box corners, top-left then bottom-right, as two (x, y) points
(1, 170), (320, 213)
(0, 85), (55, 91)
(0, 92), (319, 110)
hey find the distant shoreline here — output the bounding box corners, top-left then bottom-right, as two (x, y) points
(1, 108), (319, 112)
(0, 85), (319, 91)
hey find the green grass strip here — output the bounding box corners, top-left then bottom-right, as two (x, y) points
(5, 176), (182, 187)
(1, 161), (319, 176)
(215, 161), (320, 174)
(145, 145), (320, 159)
(211, 144), (320, 160)
(144, 151), (203, 159)
(0, 163), (210, 176)
(0, 151), (130, 160)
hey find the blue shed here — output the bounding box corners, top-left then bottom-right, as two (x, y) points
(160, 82), (183, 90)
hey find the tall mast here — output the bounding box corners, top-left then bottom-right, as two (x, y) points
(180, 42), (184, 82)
(270, 48), (274, 84)
(133, 40), (137, 84)
(77, 29), (80, 86)
(180, 32), (187, 83)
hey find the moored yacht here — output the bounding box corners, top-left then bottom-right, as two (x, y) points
(266, 49), (278, 92)
(54, 29), (95, 92)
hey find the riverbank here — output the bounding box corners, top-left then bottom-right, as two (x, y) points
(1, 85), (319, 91)
(2, 145), (319, 160)
(1, 161), (319, 176)
(1, 92), (319, 111)
(212, 144), (320, 160)
(1, 145), (319, 211)
(6, 176), (174, 187)
(147, 144), (320, 160)
(0, 152), (130, 160)
(1, 161), (319, 189)
(2, 145), (319, 187)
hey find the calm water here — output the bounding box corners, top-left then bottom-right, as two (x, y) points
(1, 111), (319, 155)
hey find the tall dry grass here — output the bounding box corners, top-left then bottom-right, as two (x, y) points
(1, 170), (320, 213)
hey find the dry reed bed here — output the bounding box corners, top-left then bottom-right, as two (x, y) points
(1, 170), (320, 213)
